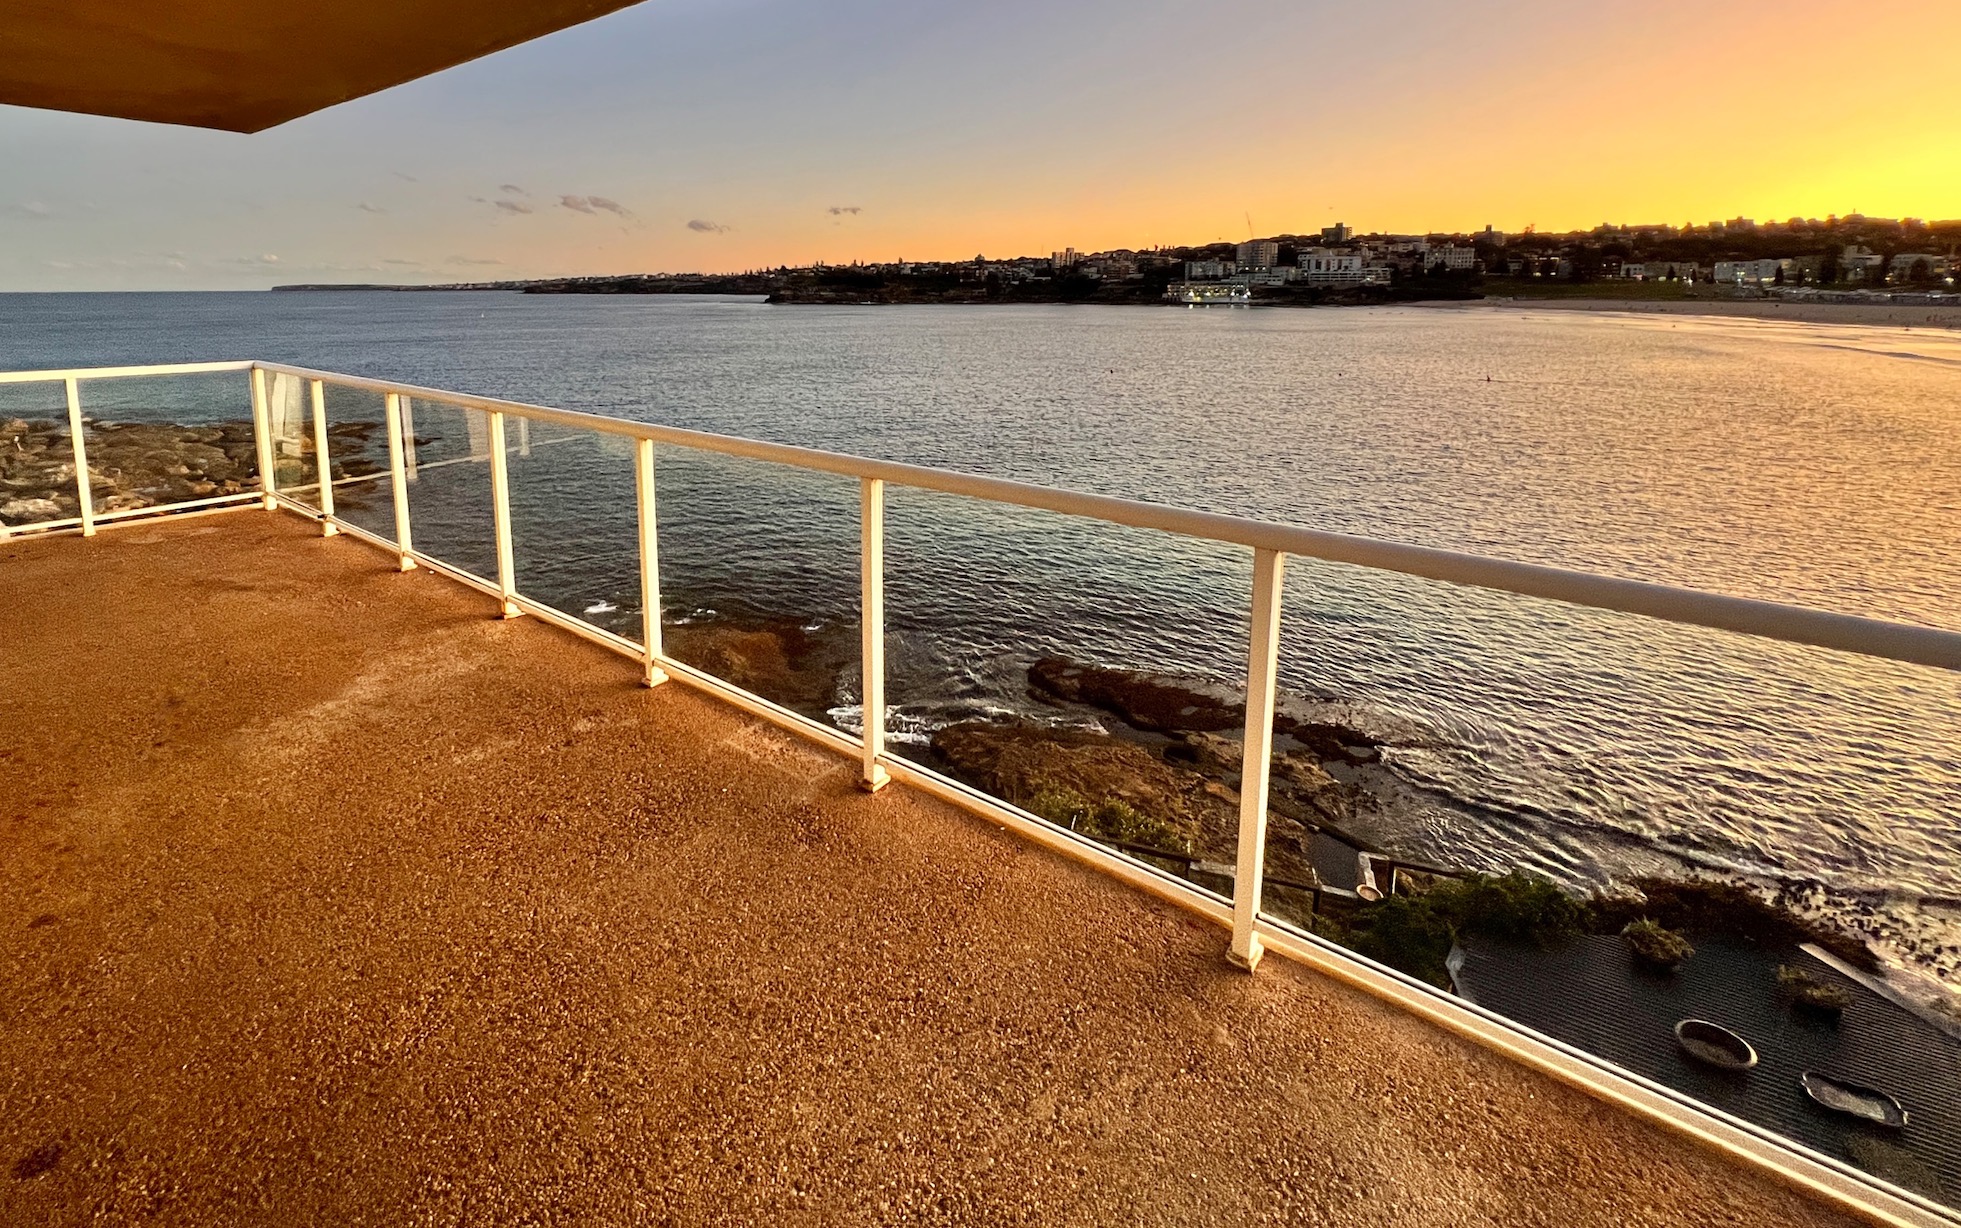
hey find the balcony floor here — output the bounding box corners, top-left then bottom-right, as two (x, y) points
(0, 513), (1862, 1226)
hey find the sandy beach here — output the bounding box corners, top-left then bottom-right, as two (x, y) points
(1439, 296), (1961, 330)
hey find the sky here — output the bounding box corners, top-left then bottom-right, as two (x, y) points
(3, 0), (1958, 291)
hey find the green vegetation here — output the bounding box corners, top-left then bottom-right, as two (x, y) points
(1777, 964), (1852, 1014)
(1622, 918), (1695, 969)
(1026, 786), (1193, 855)
(1341, 871), (1583, 988)
(1590, 877), (1878, 971)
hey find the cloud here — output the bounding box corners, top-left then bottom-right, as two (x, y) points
(446, 256), (504, 266)
(827, 205), (862, 216)
(499, 184), (528, 196)
(382, 258), (419, 266)
(558, 194), (634, 219)
(260, 254), (279, 263)
(687, 218), (730, 233)
(12, 201), (54, 218)
(392, 171), (418, 182)
(494, 199), (533, 215)
(356, 202), (386, 214)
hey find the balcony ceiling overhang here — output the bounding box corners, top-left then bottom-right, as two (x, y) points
(0, 0), (646, 133)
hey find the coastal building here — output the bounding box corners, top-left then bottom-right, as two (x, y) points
(1841, 246), (1886, 283)
(1051, 248), (1078, 271)
(1426, 245), (1477, 273)
(1321, 222), (1354, 243)
(1235, 240), (1280, 270)
(1183, 259), (1233, 280)
(1230, 267), (1296, 287)
(1478, 225), (1506, 247)
(1298, 248), (1388, 285)
(1714, 258), (1797, 285)
(1889, 252), (1951, 282)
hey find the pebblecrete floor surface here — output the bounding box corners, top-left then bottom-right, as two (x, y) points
(1, 513), (1867, 1226)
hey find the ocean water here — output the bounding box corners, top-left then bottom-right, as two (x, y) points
(4, 292), (1958, 973)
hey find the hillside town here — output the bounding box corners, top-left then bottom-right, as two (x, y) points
(276, 214), (1960, 306)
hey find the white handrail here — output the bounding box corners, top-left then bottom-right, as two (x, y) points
(240, 359), (1958, 673)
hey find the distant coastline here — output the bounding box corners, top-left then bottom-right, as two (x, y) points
(1441, 296), (1961, 330)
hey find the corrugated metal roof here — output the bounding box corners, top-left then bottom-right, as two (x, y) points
(1452, 935), (1961, 1203)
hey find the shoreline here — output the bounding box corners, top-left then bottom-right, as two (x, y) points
(1432, 296), (1961, 330)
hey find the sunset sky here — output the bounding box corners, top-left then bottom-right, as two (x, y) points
(3, 0), (1957, 291)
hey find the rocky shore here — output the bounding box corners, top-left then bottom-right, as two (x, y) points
(646, 611), (1953, 998)
(0, 416), (388, 527)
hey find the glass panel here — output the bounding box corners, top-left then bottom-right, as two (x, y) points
(317, 384), (395, 544)
(71, 372), (258, 518)
(1254, 560), (1961, 1206)
(0, 381), (77, 529)
(261, 372), (322, 512)
(399, 398), (496, 581)
(505, 419), (640, 638)
(653, 448), (858, 719)
(883, 485), (1253, 896)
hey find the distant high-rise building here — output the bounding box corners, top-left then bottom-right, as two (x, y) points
(1052, 248), (1078, 270)
(1321, 222), (1353, 243)
(1478, 225), (1506, 247)
(1235, 240), (1279, 269)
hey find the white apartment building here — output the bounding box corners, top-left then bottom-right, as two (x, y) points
(1298, 248), (1389, 285)
(1184, 259), (1233, 280)
(1235, 240), (1280, 269)
(1425, 245), (1477, 272)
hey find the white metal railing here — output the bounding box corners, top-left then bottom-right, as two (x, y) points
(6, 358), (1961, 1226)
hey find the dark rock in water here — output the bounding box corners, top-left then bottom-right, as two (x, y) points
(1275, 715), (1385, 765)
(1028, 657), (1243, 732)
(1027, 655), (1387, 765)
(663, 616), (853, 716)
(929, 719), (1325, 884)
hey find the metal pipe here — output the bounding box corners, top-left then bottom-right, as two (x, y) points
(859, 477), (890, 791)
(63, 377), (95, 537)
(633, 438), (669, 687)
(382, 392), (417, 571)
(0, 360), (254, 385)
(249, 366), (276, 510)
(487, 410), (520, 618)
(1230, 548), (1285, 969)
(309, 379), (337, 535)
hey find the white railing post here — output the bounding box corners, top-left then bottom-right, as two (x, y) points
(859, 477), (890, 792)
(309, 380), (337, 536)
(64, 377), (96, 537)
(383, 392), (417, 571)
(518, 416), (532, 458)
(1230, 547), (1286, 971)
(249, 366), (276, 510)
(487, 410), (520, 619)
(633, 438), (669, 688)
